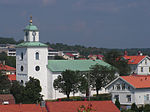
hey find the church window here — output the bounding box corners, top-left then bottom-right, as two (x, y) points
(35, 52), (39, 60)
(35, 66), (40, 71)
(21, 52), (23, 60)
(20, 66), (24, 71)
(21, 80), (24, 85)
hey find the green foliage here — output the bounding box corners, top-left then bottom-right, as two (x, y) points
(115, 98), (120, 110)
(90, 64), (116, 95)
(0, 52), (16, 67)
(131, 103), (139, 112)
(0, 73), (11, 94)
(10, 81), (24, 103)
(143, 104), (150, 112)
(23, 77), (43, 104)
(78, 72), (90, 97)
(53, 70), (80, 99)
(104, 50), (131, 76)
(10, 77), (43, 104)
(0, 37), (16, 44)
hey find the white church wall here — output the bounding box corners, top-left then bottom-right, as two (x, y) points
(16, 47), (28, 85)
(27, 47), (48, 100)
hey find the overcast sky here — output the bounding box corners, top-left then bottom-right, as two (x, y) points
(0, 0), (150, 48)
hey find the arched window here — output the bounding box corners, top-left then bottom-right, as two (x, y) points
(21, 80), (24, 85)
(35, 66), (40, 71)
(21, 52), (23, 60)
(35, 52), (39, 60)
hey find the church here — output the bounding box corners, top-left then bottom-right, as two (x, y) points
(16, 17), (111, 100)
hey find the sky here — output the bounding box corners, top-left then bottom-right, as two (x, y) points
(0, 0), (150, 48)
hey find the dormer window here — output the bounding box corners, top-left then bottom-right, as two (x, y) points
(122, 83), (125, 90)
(116, 84), (120, 90)
(35, 52), (39, 60)
(145, 59), (147, 65)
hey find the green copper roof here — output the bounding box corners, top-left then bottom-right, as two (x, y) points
(16, 42), (48, 47)
(24, 23), (38, 31)
(48, 60), (111, 72)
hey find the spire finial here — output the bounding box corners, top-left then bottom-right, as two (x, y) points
(30, 15), (32, 24)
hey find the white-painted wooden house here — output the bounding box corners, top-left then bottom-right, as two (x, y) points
(105, 75), (150, 106)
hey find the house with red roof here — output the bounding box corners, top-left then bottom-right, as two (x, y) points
(0, 63), (16, 81)
(105, 75), (150, 107)
(122, 51), (150, 75)
(46, 101), (120, 112)
(0, 94), (15, 105)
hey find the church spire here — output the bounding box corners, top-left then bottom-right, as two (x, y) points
(30, 16), (32, 25)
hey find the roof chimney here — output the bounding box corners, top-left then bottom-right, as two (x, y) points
(138, 51), (143, 56)
(124, 51), (128, 56)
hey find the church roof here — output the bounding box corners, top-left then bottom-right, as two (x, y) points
(16, 42), (48, 47)
(48, 60), (111, 72)
(24, 23), (38, 31)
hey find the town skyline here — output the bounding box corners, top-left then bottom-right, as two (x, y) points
(0, 0), (150, 48)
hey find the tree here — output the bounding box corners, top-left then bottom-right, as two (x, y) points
(131, 103), (139, 112)
(115, 98), (120, 110)
(143, 104), (150, 112)
(104, 50), (131, 76)
(78, 72), (90, 97)
(90, 64), (116, 96)
(23, 77), (43, 104)
(0, 73), (11, 94)
(53, 70), (79, 99)
(10, 81), (24, 103)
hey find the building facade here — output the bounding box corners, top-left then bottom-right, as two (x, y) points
(105, 75), (150, 106)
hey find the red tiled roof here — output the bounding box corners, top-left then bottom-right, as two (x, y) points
(0, 64), (16, 71)
(46, 101), (120, 112)
(7, 74), (16, 81)
(0, 104), (47, 112)
(121, 75), (150, 88)
(65, 53), (74, 57)
(123, 55), (146, 64)
(0, 94), (15, 104)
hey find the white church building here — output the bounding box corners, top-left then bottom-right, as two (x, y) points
(16, 17), (112, 100)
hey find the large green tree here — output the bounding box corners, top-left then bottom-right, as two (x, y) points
(53, 70), (80, 99)
(78, 72), (90, 97)
(0, 73), (11, 94)
(10, 81), (24, 103)
(90, 64), (116, 96)
(23, 77), (43, 104)
(104, 50), (131, 76)
(10, 77), (43, 104)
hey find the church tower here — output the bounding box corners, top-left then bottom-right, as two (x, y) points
(16, 17), (49, 99)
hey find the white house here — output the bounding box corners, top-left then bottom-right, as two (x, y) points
(122, 52), (150, 75)
(16, 17), (112, 100)
(105, 75), (150, 107)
